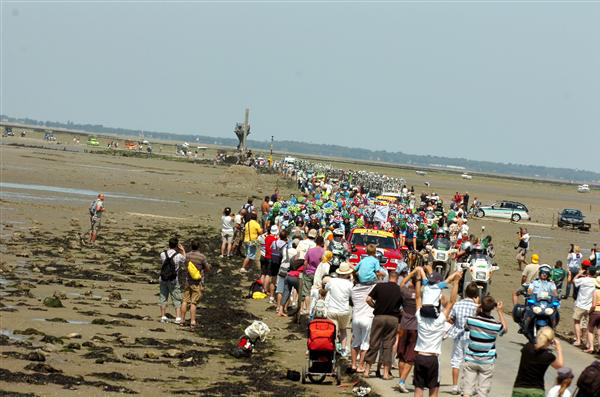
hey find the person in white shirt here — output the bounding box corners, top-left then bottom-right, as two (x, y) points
(323, 263), (354, 357)
(351, 282), (375, 373)
(309, 251), (332, 318)
(220, 207), (234, 257)
(546, 367), (574, 397)
(572, 267), (596, 347)
(564, 245), (584, 299)
(296, 229), (317, 260)
(413, 267), (462, 397)
(460, 219), (469, 237)
(159, 237), (186, 324)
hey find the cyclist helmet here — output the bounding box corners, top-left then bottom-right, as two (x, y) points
(539, 264), (551, 278)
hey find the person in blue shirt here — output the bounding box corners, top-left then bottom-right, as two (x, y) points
(354, 244), (385, 284)
(521, 264), (559, 343)
(528, 265), (558, 297)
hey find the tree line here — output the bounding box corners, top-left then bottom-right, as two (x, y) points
(2, 115), (598, 183)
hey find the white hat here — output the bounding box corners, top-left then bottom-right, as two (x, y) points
(336, 262), (353, 275)
(308, 229), (318, 238)
(270, 225), (279, 235)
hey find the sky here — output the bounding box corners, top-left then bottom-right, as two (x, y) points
(1, 1), (599, 172)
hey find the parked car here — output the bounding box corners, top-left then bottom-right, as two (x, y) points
(347, 228), (405, 271)
(43, 132), (56, 141)
(577, 184), (591, 193)
(557, 209), (590, 231)
(475, 200), (530, 222)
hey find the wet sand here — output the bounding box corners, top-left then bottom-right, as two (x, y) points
(1, 134), (599, 396)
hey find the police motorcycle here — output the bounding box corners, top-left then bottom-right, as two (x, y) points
(513, 265), (560, 343)
(425, 230), (456, 279)
(456, 244), (498, 299)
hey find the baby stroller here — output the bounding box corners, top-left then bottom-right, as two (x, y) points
(301, 318), (341, 385)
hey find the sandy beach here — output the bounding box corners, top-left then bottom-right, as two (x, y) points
(1, 133), (599, 396)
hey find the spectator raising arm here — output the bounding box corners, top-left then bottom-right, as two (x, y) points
(400, 267), (421, 288)
(497, 301), (508, 333)
(442, 271), (463, 319)
(550, 339), (564, 369)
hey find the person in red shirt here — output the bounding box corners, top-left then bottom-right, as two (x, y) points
(453, 192), (463, 207)
(262, 225), (279, 299)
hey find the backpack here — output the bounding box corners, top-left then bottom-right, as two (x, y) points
(246, 280), (263, 298)
(160, 250), (178, 281)
(89, 199), (99, 216)
(271, 240), (286, 262)
(576, 360), (600, 396)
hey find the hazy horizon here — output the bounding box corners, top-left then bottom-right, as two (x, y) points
(2, 2), (599, 172)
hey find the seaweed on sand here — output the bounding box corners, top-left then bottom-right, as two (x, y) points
(0, 368), (137, 394)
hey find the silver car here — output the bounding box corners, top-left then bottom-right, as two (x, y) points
(475, 200), (530, 222)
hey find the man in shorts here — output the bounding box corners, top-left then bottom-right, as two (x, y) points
(413, 268), (462, 397)
(240, 212), (262, 273)
(573, 266), (596, 347)
(83, 193), (105, 244)
(159, 237), (186, 324)
(181, 239), (210, 330)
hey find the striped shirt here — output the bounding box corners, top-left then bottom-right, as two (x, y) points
(464, 313), (505, 365)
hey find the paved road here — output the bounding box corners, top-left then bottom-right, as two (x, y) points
(365, 317), (596, 396)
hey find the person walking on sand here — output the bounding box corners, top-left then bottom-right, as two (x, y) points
(363, 270), (404, 380)
(240, 212), (262, 273)
(516, 227), (529, 271)
(220, 207), (234, 258)
(159, 237), (186, 324)
(181, 239), (211, 330)
(231, 209), (246, 257)
(82, 193), (105, 245)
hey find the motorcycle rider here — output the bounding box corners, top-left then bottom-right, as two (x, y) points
(432, 228), (452, 251)
(455, 234), (476, 263)
(521, 265), (559, 342)
(328, 227), (349, 275)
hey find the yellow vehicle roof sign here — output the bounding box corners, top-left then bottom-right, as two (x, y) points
(352, 228), (395, 238)
(376, 196), (397, 202)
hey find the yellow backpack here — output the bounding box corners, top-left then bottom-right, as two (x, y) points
(187, 261), (202, 280)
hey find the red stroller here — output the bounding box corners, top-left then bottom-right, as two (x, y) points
(301, 319), (341, 385)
